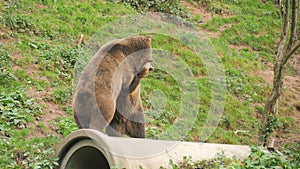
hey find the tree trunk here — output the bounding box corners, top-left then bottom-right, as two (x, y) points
(261, 61), (285, 147)
(261, 0), (299, 148)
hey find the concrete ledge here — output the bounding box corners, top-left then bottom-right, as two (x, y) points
(56, 129), (250, 169)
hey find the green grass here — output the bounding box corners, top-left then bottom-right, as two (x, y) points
(0, 129), (60, 169)
(162, 145), (300, 169)
(203, 0), (280, 54)
(0, 0), (135, 168)
(0, 0), (298, 168)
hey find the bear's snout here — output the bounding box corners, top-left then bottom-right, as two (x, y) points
(143, 62), (154, 72)
(148, 66), (154, 72)
(137, 62), (153, 78)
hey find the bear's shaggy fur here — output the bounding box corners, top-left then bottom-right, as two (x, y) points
(73, 36), (152, 138)
(106, 65), (153, 137)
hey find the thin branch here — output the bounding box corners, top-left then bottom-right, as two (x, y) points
(282, 0), (290, 38)
(279, 0), (285, 17)
(287, 0), (298, 51)
(276, 0), (290, 61)
(285, 41), (300, 62)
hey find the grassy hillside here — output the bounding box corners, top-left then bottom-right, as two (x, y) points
(0, 0), (299, 168)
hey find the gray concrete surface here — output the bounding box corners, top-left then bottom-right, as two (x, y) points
(56, 129), (250, 169)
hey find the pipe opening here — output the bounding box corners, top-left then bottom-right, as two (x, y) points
(65, 146), (110, 169)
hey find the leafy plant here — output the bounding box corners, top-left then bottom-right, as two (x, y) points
(159, 145), (300, 169)
(145, 126), (162, 139)
(110, 0), (190, 17)
(39, 46), (79, 74)
(0, 49), (15, 88)
(0, 131), (60, 169)
(56, 116), (78, 137)
(1, 15), (35, 33)
(0, 88), (43, 130)
(53, 87), (72, 104)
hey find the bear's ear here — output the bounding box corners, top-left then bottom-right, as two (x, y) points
(145, 35), (151, 43)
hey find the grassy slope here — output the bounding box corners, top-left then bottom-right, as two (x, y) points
(198, 0), (299, 145)
(0, 1), (134, 168)
(0, 0), (298, 168)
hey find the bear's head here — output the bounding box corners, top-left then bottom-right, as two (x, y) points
(116, 35), (152, 56)
(116, 35), (153, 76)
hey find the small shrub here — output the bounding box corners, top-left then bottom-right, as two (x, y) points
(38, 46), (79, 76)
(146, 126), (162, 139)
(53, 87), (71, 104)
(0, 88), (43, 130)
(2, 15), (35, 33)
(0, 49), (15, 87)
(0, 132), (59, 169)
(109, 0), (190, 17)
(243, 146), (291, 168)
(158, 145), (300, 169)
(56, 116), (78, 137)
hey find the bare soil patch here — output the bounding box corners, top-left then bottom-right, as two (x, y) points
(181, 1), (213, 23)
(26, 86), (68, 139)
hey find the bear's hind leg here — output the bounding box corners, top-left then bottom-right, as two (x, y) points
(126, 112), (146, 138)
(106, 110), (126, 137)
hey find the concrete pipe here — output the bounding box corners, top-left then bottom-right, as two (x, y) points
(56, 129), (250, 169)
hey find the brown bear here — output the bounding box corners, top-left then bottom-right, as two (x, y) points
(73, 36), (153, 138)
(106, 64), (153, 138)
